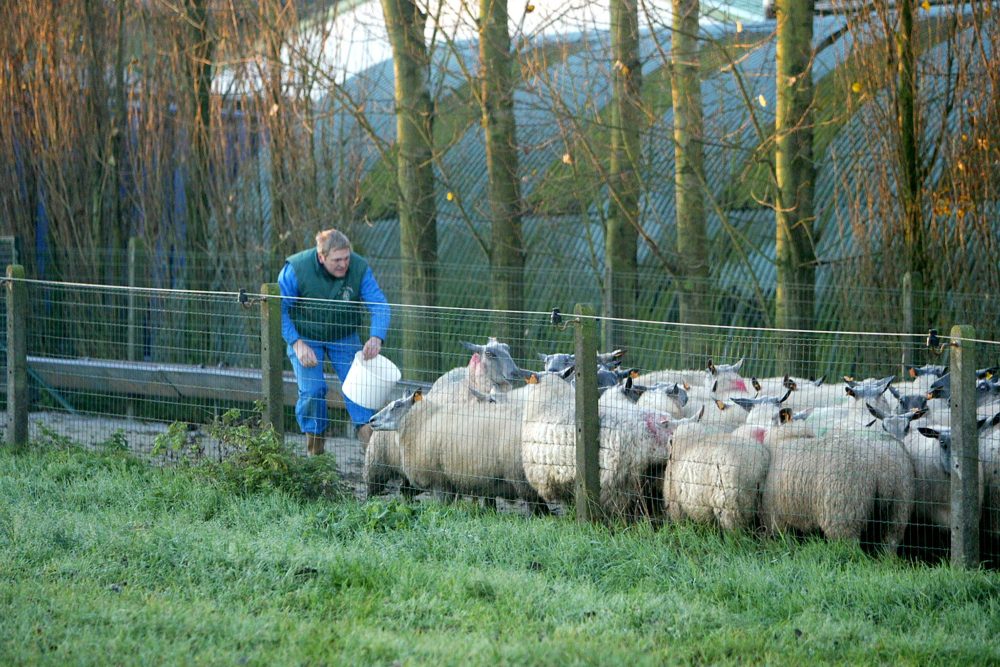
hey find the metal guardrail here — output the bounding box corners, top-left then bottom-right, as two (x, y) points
(26, 356), (428, 410)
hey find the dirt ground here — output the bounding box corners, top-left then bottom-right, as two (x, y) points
(0, 409), (369, 496)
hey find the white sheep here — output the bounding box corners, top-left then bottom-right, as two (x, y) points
(638, 358), (749, 398)
(752, 375), (846, 415)
(521, 373), (675, 518)
(428, 338), (529, 402)
(979, 413), (1000, 562)
(758, 412), (915, 554)
(907, 419), (1000, 551)
(364, 391), (421, 499)
(663, 412), (770, 531)
(636, 382), (689, 419)
(395, 383), (548, 512)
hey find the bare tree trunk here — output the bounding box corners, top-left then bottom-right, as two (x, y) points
(671, 0), (710, 358)
(480, 0), (526, 358)
(604, 0), (642, 349)
(177, 0), (215, 290)
(774, 0), (816, 375)
(896, 0), (930, 328)
(381, 0), (439, 376)
(83, 0), (117, 282)
(113, 0), (129, 264)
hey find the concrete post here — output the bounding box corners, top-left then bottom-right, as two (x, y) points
(261, 283), (284, 439)
(6, 265), (28, 446)
(574, 304), (601, 523)
(949, 324), (979, 568)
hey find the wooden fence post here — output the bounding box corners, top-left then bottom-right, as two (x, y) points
(260, 283), (284, 440)
(6, 265), (28, 446)
(949, 323), (979, 568)
(127, 238), (142, 418)
(574, 303), (601, 523)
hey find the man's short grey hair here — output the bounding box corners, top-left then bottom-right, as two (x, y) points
(315, 229), (352, 255)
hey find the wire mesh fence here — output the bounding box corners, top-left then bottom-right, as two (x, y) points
(12, 243), (1000, 348)
(3, 274), (999, 565)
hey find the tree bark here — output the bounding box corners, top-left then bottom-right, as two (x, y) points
(480, 0), (526, 359)
(671, 0), (710, 358)
(896, 0), (930, 327)
(604, 0), (642, 349)
(774, 0), (816, 375)
(178, 0), (215, 290)
(381, 0), (439, 376)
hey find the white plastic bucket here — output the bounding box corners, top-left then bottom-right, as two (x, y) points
(342, 351), (402, 409)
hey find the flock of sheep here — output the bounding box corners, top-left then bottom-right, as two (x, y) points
(363, 338), (1000, 558)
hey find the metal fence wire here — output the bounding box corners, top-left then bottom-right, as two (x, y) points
(3, 276), (999, 565)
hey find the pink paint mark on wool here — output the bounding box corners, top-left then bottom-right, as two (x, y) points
(467, 352), (482, 374)
(643, 412), (670, 443)
(732, 378), (748, 393)
(750, 427), (766, 444)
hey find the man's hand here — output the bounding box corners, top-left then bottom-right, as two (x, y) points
(293, 339), (318, 368)
(362, 336), (382, 360)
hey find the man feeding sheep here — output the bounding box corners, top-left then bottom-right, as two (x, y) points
(278, 228), (390, 455)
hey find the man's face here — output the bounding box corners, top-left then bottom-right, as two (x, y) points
(320, 248), (351, 278)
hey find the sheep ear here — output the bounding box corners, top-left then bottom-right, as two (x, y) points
(908, 406), (927, 421)
(629, 368), (640, 379)
(412, 390), (423, 402)
(907, 365), (918, 379)
(845, 387), (856, 398)
(751, 377), (762, 393)
(714, 399), (727, 411)
(683, 382), (691, 391)
(695, 405), (705, 422)
(525, 373), (539, 385)
(707, 359), (717, 375)
(866, 402), (885, 420)
(918, 426), (940, 440)
(612, 348), (626, 359)
(778, 408), (793, 424)
(712, 380), (718, 393)
(779, 388), (792, 403)
(560, 366), (575, 380)
(977, 416), (988, 430)
(843, 375), (855, 385)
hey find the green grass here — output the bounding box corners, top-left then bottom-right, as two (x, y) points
(2, 442), (1000, 665)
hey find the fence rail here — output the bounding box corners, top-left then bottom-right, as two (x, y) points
(3, 268), (999, 568)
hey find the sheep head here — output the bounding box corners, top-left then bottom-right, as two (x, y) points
(462, 338), (528, 393)
(369, 390), (422, 431)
